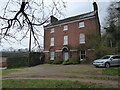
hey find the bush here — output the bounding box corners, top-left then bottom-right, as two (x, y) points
(62, 58), (79, 65)
(47, 60), (54, 64)
(53, 59), (62, 64)
(80, 59), (91, 64)
(95, 47), (115, 59)
(62, 60), (70, 65)
(7, 56), (28, 68)
(69, 58), (79, 64)
(30, 52), (43, 66)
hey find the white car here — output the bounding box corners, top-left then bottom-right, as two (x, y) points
(92, 55), (120, 68)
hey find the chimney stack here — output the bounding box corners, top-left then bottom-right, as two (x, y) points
(50, 16), (58, 24)
(93, 2), (98, 12)
(93, 2), (99, 17)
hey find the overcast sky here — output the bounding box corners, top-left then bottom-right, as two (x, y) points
(0, 0), (113, 51)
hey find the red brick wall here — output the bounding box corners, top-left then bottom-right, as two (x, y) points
(0, 57), (7, 67)
(44, 17), (99, 61)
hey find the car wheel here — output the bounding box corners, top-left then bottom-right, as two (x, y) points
(95, 66), (99, 68)
(105, 63), (110, 68)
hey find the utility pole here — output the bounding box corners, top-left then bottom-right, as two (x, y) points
(28, 29), (32, 67)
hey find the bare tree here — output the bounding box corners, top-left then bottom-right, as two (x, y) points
(0, 0), (66, 66)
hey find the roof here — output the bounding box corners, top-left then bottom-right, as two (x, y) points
(45, 11), (96, 28)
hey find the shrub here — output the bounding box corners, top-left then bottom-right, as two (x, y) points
(7, 56), (28, 68)
(53, 59), (62, 64)
(47, 60), (54, 64)
(62, 58), (79, 65)
(62, 60), (70, 65)
(30, 52), (43, 66)
(80, 59), (91, 64)
(69, 58), (79, 64)
(94, 47), (115, 59)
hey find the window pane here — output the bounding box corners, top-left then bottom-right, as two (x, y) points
(80, 50), (86, 60)
(79, 22), (85, 28)
(50, 52), (55, 60)
(64, 36), (68, 45)
(50, 38), (54, 46)
(50, 28), (54, 33)
(80, 33), (85, 44)
(63, 25), (68, 31)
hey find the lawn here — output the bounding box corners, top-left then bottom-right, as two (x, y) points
(102, 67), (120, 75)
(2, 67), (28, 75)
(2, 79), (117, 88)
(2, 64), (119, 88)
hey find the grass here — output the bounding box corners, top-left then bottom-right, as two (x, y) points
(2, 79), (117, 88)
(2, 67), (28, 75)
(67, 76), (119, 81)
(102, 67), (120, 75)
(2, 64), (104, 75)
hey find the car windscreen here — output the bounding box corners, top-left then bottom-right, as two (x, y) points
(101, 56), (110, 59)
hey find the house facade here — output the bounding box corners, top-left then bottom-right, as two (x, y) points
(44, 2), (100, 62)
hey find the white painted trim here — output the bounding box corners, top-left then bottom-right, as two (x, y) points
(43, 51), (49, 53)
(62, 46), (69, 51)
(87, 49), (95, 51)
(44, 49), (78, 53)
(70, 50), (78, 52)
(45, 16), (95, 29)
(55, 50), (62, 52)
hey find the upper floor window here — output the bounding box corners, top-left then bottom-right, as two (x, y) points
(63, 25), (68, 31)
(80, 33), (85, 44)
(79, 22), (85, 28)
(50, 37), (54, 46)
(50, 28), (55, 33)
(63, 36), (68, 45)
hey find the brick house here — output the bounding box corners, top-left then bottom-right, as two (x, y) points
(44, 2), (100, 62)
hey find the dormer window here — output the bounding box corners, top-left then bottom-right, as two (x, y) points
(50, 28), (55, 33)
(63, 25), (68, 31)
(79, 22), (85, 28)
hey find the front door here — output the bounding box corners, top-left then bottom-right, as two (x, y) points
(64, 52), (69, 61)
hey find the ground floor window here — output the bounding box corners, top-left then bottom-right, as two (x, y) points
(80, 50), (86, 61)
(50, 52), (55, 60)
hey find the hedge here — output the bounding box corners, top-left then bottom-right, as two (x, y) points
(7, 52), (44, 68)
(7, 56), (28, 68)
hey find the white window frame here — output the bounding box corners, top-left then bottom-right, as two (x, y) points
(63, 25), (68, 31)
(50, 52), (55, 60)
(50, 37), (54, 46)
(79, 22), (85, 28)
(50, 28), (55, 33)
(63, 36), (68, 45)
(80, 33), (85, 44)
(80, 50), (86, 61)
